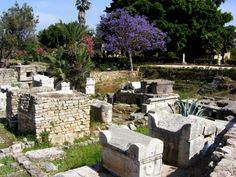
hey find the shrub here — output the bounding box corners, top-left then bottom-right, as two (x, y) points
(175, 99), (206, 117)
(140, 67), (236, 81)
(194, 58), (217, 65)
(226, 59), (236, 65)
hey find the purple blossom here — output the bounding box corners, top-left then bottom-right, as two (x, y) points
(97, 8), (168, 53)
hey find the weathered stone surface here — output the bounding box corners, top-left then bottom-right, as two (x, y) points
(100, 125), (163, 177)
(17, 90), (90, 144)
(12, 64), (46, 83)
(85, 78), (95, 95)
(209, 124), (236, 177)
(53, 166), (99, 177)
(0, 69), (17, 86)
(91, 100), (112, 123)
(142, 95), (179, 113)
(33, 74), (54, 88)
(141, 79), (174, 95)
(40, 162), (58, 172)
(148, 111), (216, 167)
(25, 147), (65, 161)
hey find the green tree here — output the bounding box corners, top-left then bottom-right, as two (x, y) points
(75, 0), (91, 25)
(106, 0), (235, 62)
(38, 23), (65, 48)
(43, 22), (93, 90)
(38, 22), (88, 49)
(0, 2), (38, 60)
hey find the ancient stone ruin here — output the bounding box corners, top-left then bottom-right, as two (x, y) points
(100, 125), (164, 177)
(18, 91), (91, 144)
(115, 79), (179, 109)
(91, 100), (112, 123)
(148, 111), (216, 168)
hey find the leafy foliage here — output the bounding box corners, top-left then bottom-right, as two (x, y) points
(175, 99), (206, 117)
(0, 2), (38, 60)
(40, 22), (94, 90)
(38, 23), (65, 48)
(97, 8), (167, 71)
(106, 0), (235, 61)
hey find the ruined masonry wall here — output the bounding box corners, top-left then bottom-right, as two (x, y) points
(90, 71), (138, 83)
(6, 87), (54, 120)
(18, 93), (91, 144)
(0, 69), (17, 86)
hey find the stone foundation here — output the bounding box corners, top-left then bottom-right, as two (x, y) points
(5, 87), (54, 128)
(18, 91), (91, 144)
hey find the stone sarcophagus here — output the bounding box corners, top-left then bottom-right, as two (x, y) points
(100, 125), (163, 177)
(148, 111), (216, 168)
(141, 79), (174, 95)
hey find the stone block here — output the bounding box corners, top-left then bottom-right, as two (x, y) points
(100, 125), (163, 177)
(141, 79), (174, 95)
(86, 85), (95, 95)
(86, 78), (95, 85)
(25, 147), (65, 161)
(148, 111), (217, 168)
(53, 166), (99, 177)
(91, 100), (112, 123)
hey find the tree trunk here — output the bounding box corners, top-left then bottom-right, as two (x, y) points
(79, 11), (85, 25)
(128, 50), (133, 71)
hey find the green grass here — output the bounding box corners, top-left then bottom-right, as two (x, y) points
(135, 127), (149, 135)
(174, 80), (203, 99)
(0, 123), (17, 149)
(52, 144), (101, 173)
(0, 157), (17, 175)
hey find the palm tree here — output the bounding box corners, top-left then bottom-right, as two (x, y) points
(75, 0), (91, 25)
(58, 22), (88, 51)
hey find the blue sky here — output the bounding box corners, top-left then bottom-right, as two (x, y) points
(0, 0), (235, 32)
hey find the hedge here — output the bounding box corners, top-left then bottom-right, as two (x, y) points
(140, 66), (236, 82)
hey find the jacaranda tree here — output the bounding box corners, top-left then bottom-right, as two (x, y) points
(97, 9), (168, 71)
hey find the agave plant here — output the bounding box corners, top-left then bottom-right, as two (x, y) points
(175, 99), (207, 117)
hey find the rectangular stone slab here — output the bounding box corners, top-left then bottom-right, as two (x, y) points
(25, 147), (65, 161)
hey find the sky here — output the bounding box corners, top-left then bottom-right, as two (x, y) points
(0, 0), (235, 32)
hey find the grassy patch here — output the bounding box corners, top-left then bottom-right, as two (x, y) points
(0, 156), (16, 175)
(174, 80), (203, 99)
(135, 127), (149, 135)
(52, 144), (101, 173)
(96, 76), (139, 95)
(0, 123), (17, 149)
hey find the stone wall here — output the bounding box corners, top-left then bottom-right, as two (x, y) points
(0, 69), (17, 86)
(90, 71), (138, 83)
(18, 91), (91, 144)
(6, 87), (54, 122)
(209, 121), (236, 177)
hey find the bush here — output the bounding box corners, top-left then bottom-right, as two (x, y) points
(140, 66), (236, 81)
(194, 58), (217, 65)
(226, 59), (236, 65)
(91, 56), (129, 71)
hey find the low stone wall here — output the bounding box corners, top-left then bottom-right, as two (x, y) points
(6, 87), (54, 122)
(209, 121), (236, 177)
(18, 91), (91, 144)
(90, 71), (138, 83)
(0, 68), (17, 86)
